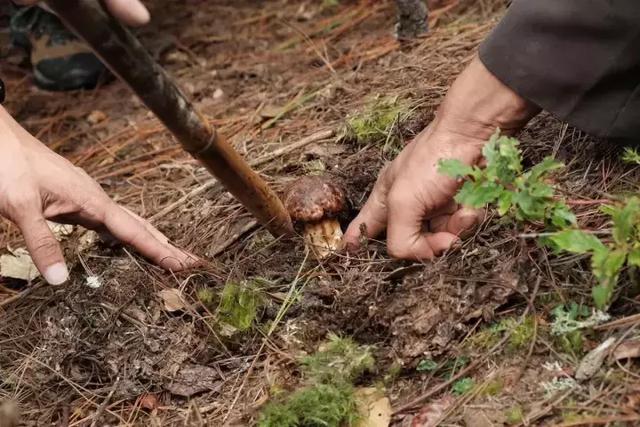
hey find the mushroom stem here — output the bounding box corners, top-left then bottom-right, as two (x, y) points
(303, 219), (343, 258)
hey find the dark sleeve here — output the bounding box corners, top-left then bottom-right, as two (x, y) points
(479, 0), (640, 141)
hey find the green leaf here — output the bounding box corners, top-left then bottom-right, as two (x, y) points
(497, 191), (513, 216)
(610, 198), (640, 245)
(482, 133), (522, 182)
(528, 157), (563, 181)
(452, 377), (475, 395)
(591, 248), (625, 292)
(549, 230), (606, 254)
(550, 203), (577, 227)
(622, 147), (640, 165)
(438, 159), (474, 178)
(592, 284), (613, 310)
(628, 247), (640, 267)
(454, 181), (503, 208)
(416, 359), (438, 372)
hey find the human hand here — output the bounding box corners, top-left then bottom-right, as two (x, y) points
(0, 107), (197, 284)
(15, 0), (150, 26)
(344, 57), (540, 260)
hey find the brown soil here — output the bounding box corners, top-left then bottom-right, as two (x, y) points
(1, 1), (640, 426)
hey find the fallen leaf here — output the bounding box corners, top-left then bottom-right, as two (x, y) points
(0, 248), (39, 281)
(164, 364), (221, 397)
(613, 339), (640, 361)
(463, 409), (505, 427)
(138, 393), (158, 411)
(158, 288), (187, 312)
(355, 387), (392, 427)
(576, 337), (616, 380)
(411, 395), (455, 427)
(259, 104), (285, 119)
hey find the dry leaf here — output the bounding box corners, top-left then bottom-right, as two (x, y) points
(613, 339), (640, 361)
(0, 248), (39, 281)
(259, 105), (284, 119)
(47, 221), (74, 240)
(138, 393), (159, 411)
(411, 395), (455, 427)
(576, 337), (616, 380)
(158, 288), (187, 312)
(165, 364), (221, 397)
(355, 387), (392, 427)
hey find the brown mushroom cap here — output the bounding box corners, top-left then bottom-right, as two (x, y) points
(284, 175), (346, 223)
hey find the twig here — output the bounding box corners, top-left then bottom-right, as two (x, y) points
(0, 282), (44, 308)
(90, 377), (120, 427)
(149, 129), (335, 223)
(593, 313), (640, 330)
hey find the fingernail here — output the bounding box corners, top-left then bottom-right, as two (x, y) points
(129, 1), (151, 25)
(44, 263), (69, 285)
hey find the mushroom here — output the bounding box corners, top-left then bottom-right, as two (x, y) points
(284, 175), (347, 258)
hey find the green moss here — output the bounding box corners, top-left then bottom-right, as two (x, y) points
(258, 382), (359, 427)
(196, 288), (216, 308)
(217, 282), (262, 331)
(479, 378), (504, 397)
(301, 334), (374, 384)
(345, 96), (410, 154)
(467, 316), (536, 353)
(505, 406), (524, 425)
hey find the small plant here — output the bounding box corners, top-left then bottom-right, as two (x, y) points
(258, 335), (373, 427)
(416, 358), (438, 373)
(452, 377), (475, 395)
(622, 146), (640, 165)
(259, 383), (359, 427)
(344, 96), (410, 154)
(440, 131), (640, 310)
(217, 281), (262, 331)
(439, 132), (575, 228)
(550, 303), (609, 356)
(549, 198), (640, 309)
(466, 316), (536, 352)
(196, 288), (215, 307)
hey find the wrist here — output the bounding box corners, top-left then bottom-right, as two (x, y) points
(433, 56), (540, 149)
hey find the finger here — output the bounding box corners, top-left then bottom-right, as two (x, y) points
(446, 207), (484, 238)
(102, 203), (196, 271)
(105, 0), (150, 26)
(429, 207), (483, 237)
(120, 206), (201, 264)
(344, 165), (392, 249)
(16, 214), (68, 285)
(386, 187), (459, 260)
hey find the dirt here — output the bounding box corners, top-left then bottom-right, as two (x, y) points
(1, 0), (640, 426)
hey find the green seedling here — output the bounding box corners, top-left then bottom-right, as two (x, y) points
(451, 377), (475, 395)
(258, 383), (359, 427)
(439, 131), (575, 228)
(344, 96), (411, 154)
(622, 147), (640, 165)
(196, 287), (216, 307)
(217, 281), (262, 331)
(416, 358), (438, 373)
(440, 131), (640, 310)
(550, 198), (640, 309)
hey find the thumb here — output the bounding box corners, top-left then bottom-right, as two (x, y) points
(446, 207), (484, 238)
(17, 214), (68, 285)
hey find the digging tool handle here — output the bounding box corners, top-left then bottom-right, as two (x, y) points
(44, 0), (293, 237)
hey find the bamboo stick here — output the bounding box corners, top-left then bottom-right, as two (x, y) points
(45, 0), (293, 237)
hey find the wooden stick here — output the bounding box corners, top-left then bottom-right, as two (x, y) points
(45, 0), (293, 237)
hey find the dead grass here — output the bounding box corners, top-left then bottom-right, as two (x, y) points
(1, 0), (640, 425)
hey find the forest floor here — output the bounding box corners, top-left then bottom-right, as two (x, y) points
(1, 0), (640, 426)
